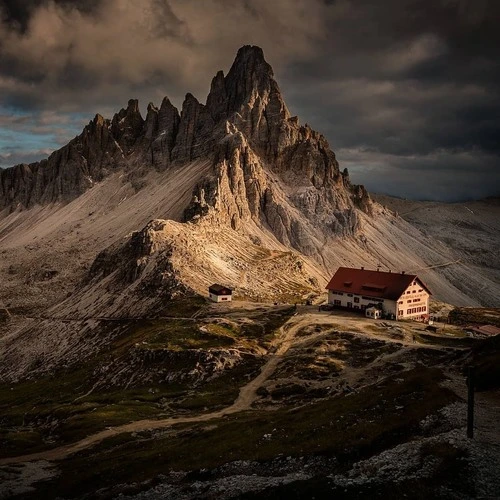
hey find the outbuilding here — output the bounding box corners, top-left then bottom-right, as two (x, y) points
(365, 306), (382, 319)
(208, 284), (233, 303)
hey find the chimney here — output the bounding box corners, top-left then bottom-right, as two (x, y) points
(402, 271), (405, 274)
(361, 266), (364, 270)
(389, 269), (391, 273)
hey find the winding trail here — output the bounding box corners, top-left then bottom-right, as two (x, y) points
(0, 313), (302, 466)
(0, 311), (469, 466)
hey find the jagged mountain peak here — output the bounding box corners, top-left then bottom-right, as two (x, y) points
(0, 45), (370, 254)
(224, 44), (278, 106)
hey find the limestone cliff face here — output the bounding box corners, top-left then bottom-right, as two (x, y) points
(177, 45), (372, 252)
(0, 45), (371, 250)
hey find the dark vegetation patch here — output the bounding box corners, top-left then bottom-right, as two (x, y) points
(275, 353), (342, 381)
(0, 366), (187, 459)
(237, 306), (296, 346)
(269, 383), (307, 399)
(171, 356), (263, 411)
(464, 333), (500, 390)
(29, 367), (458, 499)
(415, 333), (476, 349)
(449, 307), (500, 328)
(155, 295), (207, 318)
(275, 332), (400, 381)
(0, 300), (291, 459)
(333, 333), (400, 368)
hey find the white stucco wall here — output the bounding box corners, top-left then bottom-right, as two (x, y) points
(209, 292), (232, 303)
(328, 290), (397, 316)
(396, 280), (429, 319)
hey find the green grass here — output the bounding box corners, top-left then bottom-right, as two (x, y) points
(155, 295), (207, 318)
(108, 318), (236, 352)
(30, 367), (458, 499)
(0, 301), (288, 459)
(172, 357), (262, 411)
(0, 313), (266, 458)
(0, 374), (190, 458)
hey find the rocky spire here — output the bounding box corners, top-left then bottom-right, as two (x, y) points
(223, 45), (282, 113)
(111, 99), (145, 152)
(151, 97), (180, 169)
(205, 45), (291, 159)
(171, 93), (214, 163)
(144, 103), (159, 140)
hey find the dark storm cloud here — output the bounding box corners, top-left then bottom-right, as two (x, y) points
(0, 0), (498, 200)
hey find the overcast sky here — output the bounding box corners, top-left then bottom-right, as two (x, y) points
(0, 0), (498, 201)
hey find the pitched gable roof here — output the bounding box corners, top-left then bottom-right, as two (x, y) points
(326, 267), (431, 300)
(209, 284), (233, 295)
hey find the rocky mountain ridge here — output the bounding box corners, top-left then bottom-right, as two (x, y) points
(0, 46), (369, 257)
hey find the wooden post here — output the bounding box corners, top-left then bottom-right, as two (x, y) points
(467, 366), (475, 439)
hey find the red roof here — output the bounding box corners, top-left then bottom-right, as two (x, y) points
(326, 267), (431, 300)
(470, 325), (500, 337)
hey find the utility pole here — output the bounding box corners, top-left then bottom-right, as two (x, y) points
(467, 366), (475, 439)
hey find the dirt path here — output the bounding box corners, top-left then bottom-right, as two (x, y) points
(0, 313), (303, 466)
(0, 312), (469, 466)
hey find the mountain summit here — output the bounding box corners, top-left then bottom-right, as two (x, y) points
(0, 45), (371, 256)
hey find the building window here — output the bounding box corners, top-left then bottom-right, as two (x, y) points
(422, 306), (426, 312)
(334, 300), (341, 306)
(418, 289), (423, 292)
(347, 302), (352, 308)
(354, 297), (360, 303)
(407, 291), (411, 294)
(413, 299), (419, 303)
(412, 290), (416, 293)
(407, 300), (411, 303)
(398, 310), (403, 316)
(398, 301), (403, 305)
(347, 293), (353, 297)
(407, 309), (411, 314)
